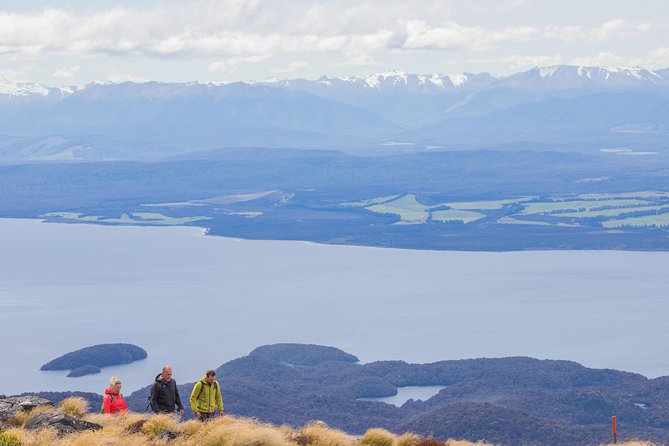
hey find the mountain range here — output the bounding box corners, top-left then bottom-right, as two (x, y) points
(1, 65), (668, 162)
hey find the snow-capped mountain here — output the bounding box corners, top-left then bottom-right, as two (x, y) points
(0, 65), (668, 162)
(0, 78), (74, 101)
(265, 70), (499, 94)
(499, 65), (667, 91)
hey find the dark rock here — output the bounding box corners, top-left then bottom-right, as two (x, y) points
(0, 396), (54, 421)
(126, 419), (148, 434)
(41, 343), (147, 371)
(25, 412), (102, 435)
(157, 430), (179, 440)
(67, 365), (102, 378)
(17, 391), (101, 414)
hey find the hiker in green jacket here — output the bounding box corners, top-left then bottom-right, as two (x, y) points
(189, 369), (224, 421)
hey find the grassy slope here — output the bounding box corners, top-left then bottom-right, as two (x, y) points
(0, 398), (491, 446)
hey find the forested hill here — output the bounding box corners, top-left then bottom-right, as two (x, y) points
(23, 343), (669, 446)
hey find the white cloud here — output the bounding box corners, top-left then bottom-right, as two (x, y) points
(401, 20), (538, 51)
(52, 65), (81, 78)
(270, 61), (309, 75)
(544, 20), (653, 43)
(0, 68), (23, 82)
(208, 55), (270, 74)
(589, 19), (652, 42)
(467, 55), (564, 71)
(106, 73), (150, 83)
(570, 52), (630, 67)
(646, 47), (669, 68)
(338, 54), (379, 67)
(0, 1), (665, 83)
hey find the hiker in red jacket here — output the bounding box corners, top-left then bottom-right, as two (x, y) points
(103, 376), (128, 414)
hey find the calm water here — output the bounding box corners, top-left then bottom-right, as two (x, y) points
(1, 218), (668, 396)
(358, 386), (446, 407)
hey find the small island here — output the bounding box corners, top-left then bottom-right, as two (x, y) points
(40, 343), (147, 377)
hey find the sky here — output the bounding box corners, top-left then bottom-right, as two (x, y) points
(1, 0), (668, 86)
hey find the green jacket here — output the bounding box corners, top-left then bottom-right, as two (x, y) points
(189, 375), (223, 414)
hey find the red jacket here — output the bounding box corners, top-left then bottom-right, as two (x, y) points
(103, 387), (128, 414)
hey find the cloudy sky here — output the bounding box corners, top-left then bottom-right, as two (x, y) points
(1, 0), (668, 86)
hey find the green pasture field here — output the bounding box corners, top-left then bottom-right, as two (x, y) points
(342, 194), (402, 207)
(443, 196), (536, 210)
(558, 205), (669, 218)
(43, 212), (210, 226)
(431, 209), (485, 223)
(577, 191), (669, 200)
(497, 216), (579, 227)
(602, 213), (669, 228)
(366, 194), (430, 224)
(520, 199), (651, 215)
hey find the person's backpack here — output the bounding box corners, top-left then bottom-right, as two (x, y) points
(146, 373), (161, 412)
(146, 387), (153, 412)
(100, 394), (114, 414)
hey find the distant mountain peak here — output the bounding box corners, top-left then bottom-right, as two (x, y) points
(503, 65), (668, 90)
(0, 78), (78, 101)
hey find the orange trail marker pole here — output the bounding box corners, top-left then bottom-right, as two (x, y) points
(612, 415), (617, 444)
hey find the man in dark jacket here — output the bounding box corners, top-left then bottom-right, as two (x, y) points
(150, 365), (184, 416)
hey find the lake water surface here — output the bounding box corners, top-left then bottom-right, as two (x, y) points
(1, 218), (668, 396)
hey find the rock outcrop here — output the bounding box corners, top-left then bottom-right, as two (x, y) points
(25, 412), (102, 435)
(0, 396), (54, 421)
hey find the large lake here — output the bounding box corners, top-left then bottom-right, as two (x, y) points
(1, 218), (668, 396)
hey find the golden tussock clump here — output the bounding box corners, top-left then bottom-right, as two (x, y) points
(8, 405), (56, 428)
(140, 413), (179, 438)
(58, 398), (88, 418)
(296, 420), (355, 446)
(360, 428), (396, 446)
(182, 415), (292, 446)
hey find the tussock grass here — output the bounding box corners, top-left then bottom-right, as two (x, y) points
(416, 440), (446, 446)
(177, 419), (205, 438)
(297, 421), (354, 446)
(184, 415), (292, 446)
(9, 405), (56, 428)
(4, 426), (58, 446)
(3, 403), (654, 446)
(603, 443), (658, 446)
(398, 434), (450, 446)
(396, 433), (421, 446)
(141, 413), (178, 438)
(360, 428), (396, 446)
(58, 397), (88, 418)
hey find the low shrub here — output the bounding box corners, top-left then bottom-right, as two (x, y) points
(0, 432), (21, 446)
